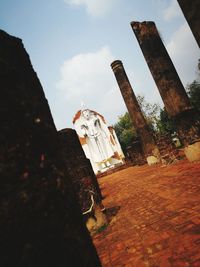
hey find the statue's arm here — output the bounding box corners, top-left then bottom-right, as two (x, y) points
(95, 118), (108, 138)
(94, 118), (100, 126)
(81, 124), (88, 137)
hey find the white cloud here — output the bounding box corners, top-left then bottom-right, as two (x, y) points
(163, 0), (181, 21)
(166, 22), (200, 85)
(64, 0), (116, 17)
(55, 47), (127, 129)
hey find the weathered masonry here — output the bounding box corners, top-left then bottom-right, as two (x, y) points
(59, 128), (107, 234)
(111, 60), (160, 165)
(177, 0), (200, 47)
(131, 21), (200, 162)
(0, 29), (101, 267)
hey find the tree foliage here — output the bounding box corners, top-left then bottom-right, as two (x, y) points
(113, 112), (136, 152)
(137, 95), (160, 130)
(156, 108), (176, 134)
(186, 80), (200, 112)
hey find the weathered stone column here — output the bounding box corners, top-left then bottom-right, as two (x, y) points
(0, 29), (101, 266)
(111, 60), (160, 165)
(59, 128), (107, 235)
(177, 0), (200, 47)
(131, 21), (200, 162)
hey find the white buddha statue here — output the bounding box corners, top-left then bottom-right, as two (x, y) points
(73, 108), (125, 173)
(80, 109), (114, 168)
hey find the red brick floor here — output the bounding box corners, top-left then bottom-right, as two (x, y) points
(92, 160), (200, 267)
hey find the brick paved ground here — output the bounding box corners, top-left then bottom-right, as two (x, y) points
(92, 160), (200, 267)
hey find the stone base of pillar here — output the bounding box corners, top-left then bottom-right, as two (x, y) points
(146, 155), (160, 165)
(85, 204), (107, 235)
(184, 141), (200, 162)
(146, 147), (160, 165)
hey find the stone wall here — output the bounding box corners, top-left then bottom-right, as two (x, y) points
(0, 30), (101, 267)
(125, 134), (180, 166)
(154, 134), (180, 164)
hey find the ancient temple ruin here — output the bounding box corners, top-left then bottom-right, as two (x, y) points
(1, 2), (200, 265)
(0, 30), (101, 266)
(131, 21), (200, 162)
(73, 109), (125, 173)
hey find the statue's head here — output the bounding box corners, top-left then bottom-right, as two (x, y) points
(82, 109), (92, 120)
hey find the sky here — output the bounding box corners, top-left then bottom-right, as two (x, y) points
(1, 0), (199, 130)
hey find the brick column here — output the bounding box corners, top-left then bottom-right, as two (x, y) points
(131, 21), (200, 162)
(111, 60), (160, 165)
(0, 29), (101, 266)
(177, 0), (200, 47)
(59, 128), (107, 235)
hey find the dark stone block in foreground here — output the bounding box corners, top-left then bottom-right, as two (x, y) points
(59, 128), (103, 213)
(0, 30), (101, 267)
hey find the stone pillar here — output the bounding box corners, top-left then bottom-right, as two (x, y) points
(177, 0), (200, 47)
(59, 128), (107, 235)
(131, 21), (200, 162)
(0, 30), (101, 266)
(111, 60), (160, 165)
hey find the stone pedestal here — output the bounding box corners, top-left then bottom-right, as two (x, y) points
(59, 128), (107, 234)
(0, 30), (101, 266)
(111, 60), (160, 165)
(177, 0), (200, 47)
(131, 21), (200, 161)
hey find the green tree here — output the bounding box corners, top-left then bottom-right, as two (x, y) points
(156, 108), (176, 134)
(186, 80), (200, 112)
(137, 95), (160, 130)
(187, 58), (200, 111)
(113, 112), (136, 152)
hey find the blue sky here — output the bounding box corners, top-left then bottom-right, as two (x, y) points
(1, 0), (199, 129)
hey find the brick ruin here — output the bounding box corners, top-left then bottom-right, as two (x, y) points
(0, 30), (101, 266)
(131, 21), (200, 162)
(177, 0), (200, 48)
(125, 134), (180, 166)
(58, 128), (107, 234)
(111, 60), (160, 165)
(154, 133), (180, 164)
(126, 139), (147, 166)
